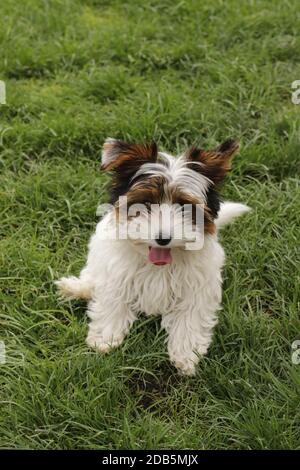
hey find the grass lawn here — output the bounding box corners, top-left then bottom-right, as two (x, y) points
(1, 0), (300, 450)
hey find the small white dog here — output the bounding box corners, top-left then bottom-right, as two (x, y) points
(56, 138), (250, 375)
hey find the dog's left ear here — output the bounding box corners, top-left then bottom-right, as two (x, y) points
(101, 138), (157, 171)
(185, 139), (239, 185)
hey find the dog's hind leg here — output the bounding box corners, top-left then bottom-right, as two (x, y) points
(55, 275), (94, 301)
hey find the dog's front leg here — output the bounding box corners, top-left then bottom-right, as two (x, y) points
(162, 303), (219, 376)
(86, 295), (137, 354)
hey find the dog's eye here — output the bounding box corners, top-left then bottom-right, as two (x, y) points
(144, 201), (152, 211)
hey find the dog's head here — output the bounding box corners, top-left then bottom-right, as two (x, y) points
(101, 138), (239, 265)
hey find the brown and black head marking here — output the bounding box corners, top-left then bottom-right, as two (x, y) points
(185, 139), (240, 221)
(100, 137), (240, 234)
(185, 139), (239, 184)
(101, 138), (158, 205)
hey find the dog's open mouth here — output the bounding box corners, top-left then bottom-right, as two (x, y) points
(148, 247), (172, 266)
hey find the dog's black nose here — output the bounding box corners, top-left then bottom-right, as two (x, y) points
(155, 236), (172, 246)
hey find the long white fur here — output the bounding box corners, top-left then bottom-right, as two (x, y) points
(56, 201), (249, 375)
(133, 152), (210, 202)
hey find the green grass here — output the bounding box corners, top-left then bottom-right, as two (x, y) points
(1, 0), (300, 450)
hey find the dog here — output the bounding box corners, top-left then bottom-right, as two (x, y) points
(56, 138), (250, 375)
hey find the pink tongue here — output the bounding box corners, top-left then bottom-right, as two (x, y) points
(148, 247), (172, 266)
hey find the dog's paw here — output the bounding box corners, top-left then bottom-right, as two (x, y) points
(55, 277), (77, 300)
(172, 358), (196, 376)
(55, 277), (92, 300)
(86, 334), (124, 354)
(169, 348), (207, 376)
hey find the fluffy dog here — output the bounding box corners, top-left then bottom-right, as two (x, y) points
(56, 138), (250, 375)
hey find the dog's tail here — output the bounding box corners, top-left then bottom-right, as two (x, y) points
(215, 202), (251, 229)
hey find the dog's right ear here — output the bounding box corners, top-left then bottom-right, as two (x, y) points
(100, 138), (157, 171)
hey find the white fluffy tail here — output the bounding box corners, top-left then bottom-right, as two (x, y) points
(215, 202), (251, 229)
